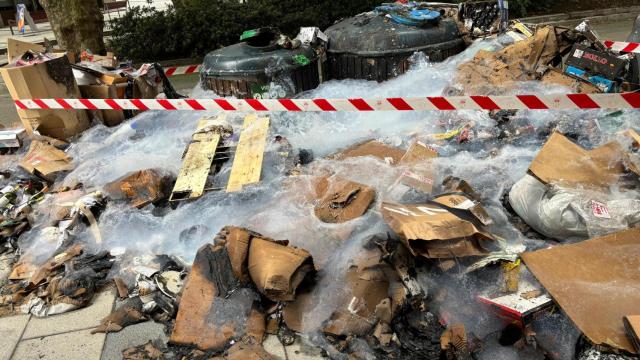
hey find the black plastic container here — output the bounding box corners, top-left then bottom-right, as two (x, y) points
(201, 29), (321, 99)
(325, 10), (465, 82)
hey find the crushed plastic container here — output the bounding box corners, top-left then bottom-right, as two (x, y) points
(324, 3), (466, 82)
(201, 28), (321, 99)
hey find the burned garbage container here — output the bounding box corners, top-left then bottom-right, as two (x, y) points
(324, 3), (467, 82)
(201, 27), (322, 99)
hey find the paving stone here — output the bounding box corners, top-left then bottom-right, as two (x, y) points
(12, 328), (106, 360)
(101, 321), (168, 360)
(0, 314), (30, 360)
(22, 289), (116, 339)
(263, 334), (286, 360)
(285, 337), (326, 360)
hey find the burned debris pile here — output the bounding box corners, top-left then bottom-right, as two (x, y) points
(0, 4), (640, 360)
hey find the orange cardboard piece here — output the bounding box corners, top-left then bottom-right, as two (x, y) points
(381, 195), (495, 259)
(522, 228), (640, 354)
(104, 169), (171, 209)
(323, 248), (400, 337)
(529, 132), (634, 189)
(282, 291), (313, 333)
(330, 140), (406, 165)
(397, 140), (439, 194)
(248, 237), (314, 302)
(624, 315), (640, 353)
(19, 140), (74, 181)
(400, 140), (438, 165)
(314, 177), (376, 223)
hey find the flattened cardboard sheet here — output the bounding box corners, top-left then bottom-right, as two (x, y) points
(381, 196), (495, 259)
(529, 131), (633, 189)
(522, 228), (640, 353)
(19, 140), (74, 180)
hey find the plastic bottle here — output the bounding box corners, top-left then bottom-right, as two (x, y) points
(0, 185), (18, 208)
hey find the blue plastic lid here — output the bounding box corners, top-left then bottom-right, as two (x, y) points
(408, 9), (440, 21)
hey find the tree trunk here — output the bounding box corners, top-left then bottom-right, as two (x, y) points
(40, 0), (105, 55)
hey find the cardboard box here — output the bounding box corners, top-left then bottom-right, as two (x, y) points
(6, 38), (45, 63)
(0, 55), (89, 140)
(79, 84), (125, 127)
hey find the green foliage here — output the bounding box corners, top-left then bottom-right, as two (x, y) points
(108, 0), (381, 62)
(108, 0), (553, 62)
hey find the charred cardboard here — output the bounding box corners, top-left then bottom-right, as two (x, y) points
(624, 316), (640, 353)
(217, 226), (315, 302)
(19, 140), (74, 181)
(314, 177), (376, 223)
(521, 228), (640, 353)
(440, 323), (469, 358)
(0, 54), (89, 140)
(529, 131), (637, 190)
(170, 243), (252, 351)
(282, 247), (403, 336)
(330, 140), (406, 165)
(323, 247), (402, 337)
(381, 195), (495, 259)
(104, 169), (172, 208)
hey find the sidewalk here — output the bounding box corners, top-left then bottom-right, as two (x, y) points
(0, 287), (325, 360)
(0, 288), (167, 360)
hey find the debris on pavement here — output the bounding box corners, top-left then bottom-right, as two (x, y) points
(171, 226), (314, 351)
(1, 8), (640, 360)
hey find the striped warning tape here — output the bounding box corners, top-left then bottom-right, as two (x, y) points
(603, 40), (640, 54)
(163, 64), (202, 76)
(13, 94), (640, 112)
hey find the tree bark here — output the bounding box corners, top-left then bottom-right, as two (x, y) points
(40, 0), (105, 55)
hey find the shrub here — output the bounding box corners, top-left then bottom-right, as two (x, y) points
(108, 0), (382, 62)
(108, 0), (553, 62)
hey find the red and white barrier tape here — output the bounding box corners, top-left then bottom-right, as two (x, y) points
(163, 64), (202, 76)
(14, 94), (640, 112)
(604, 40), (640, 54)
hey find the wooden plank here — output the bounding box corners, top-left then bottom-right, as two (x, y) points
(226, 114), (270, 192)
(170, 115), (226, 201)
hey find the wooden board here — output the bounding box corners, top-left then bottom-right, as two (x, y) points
(170, 115), (225, 201)
(227, 114), (270, 192)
